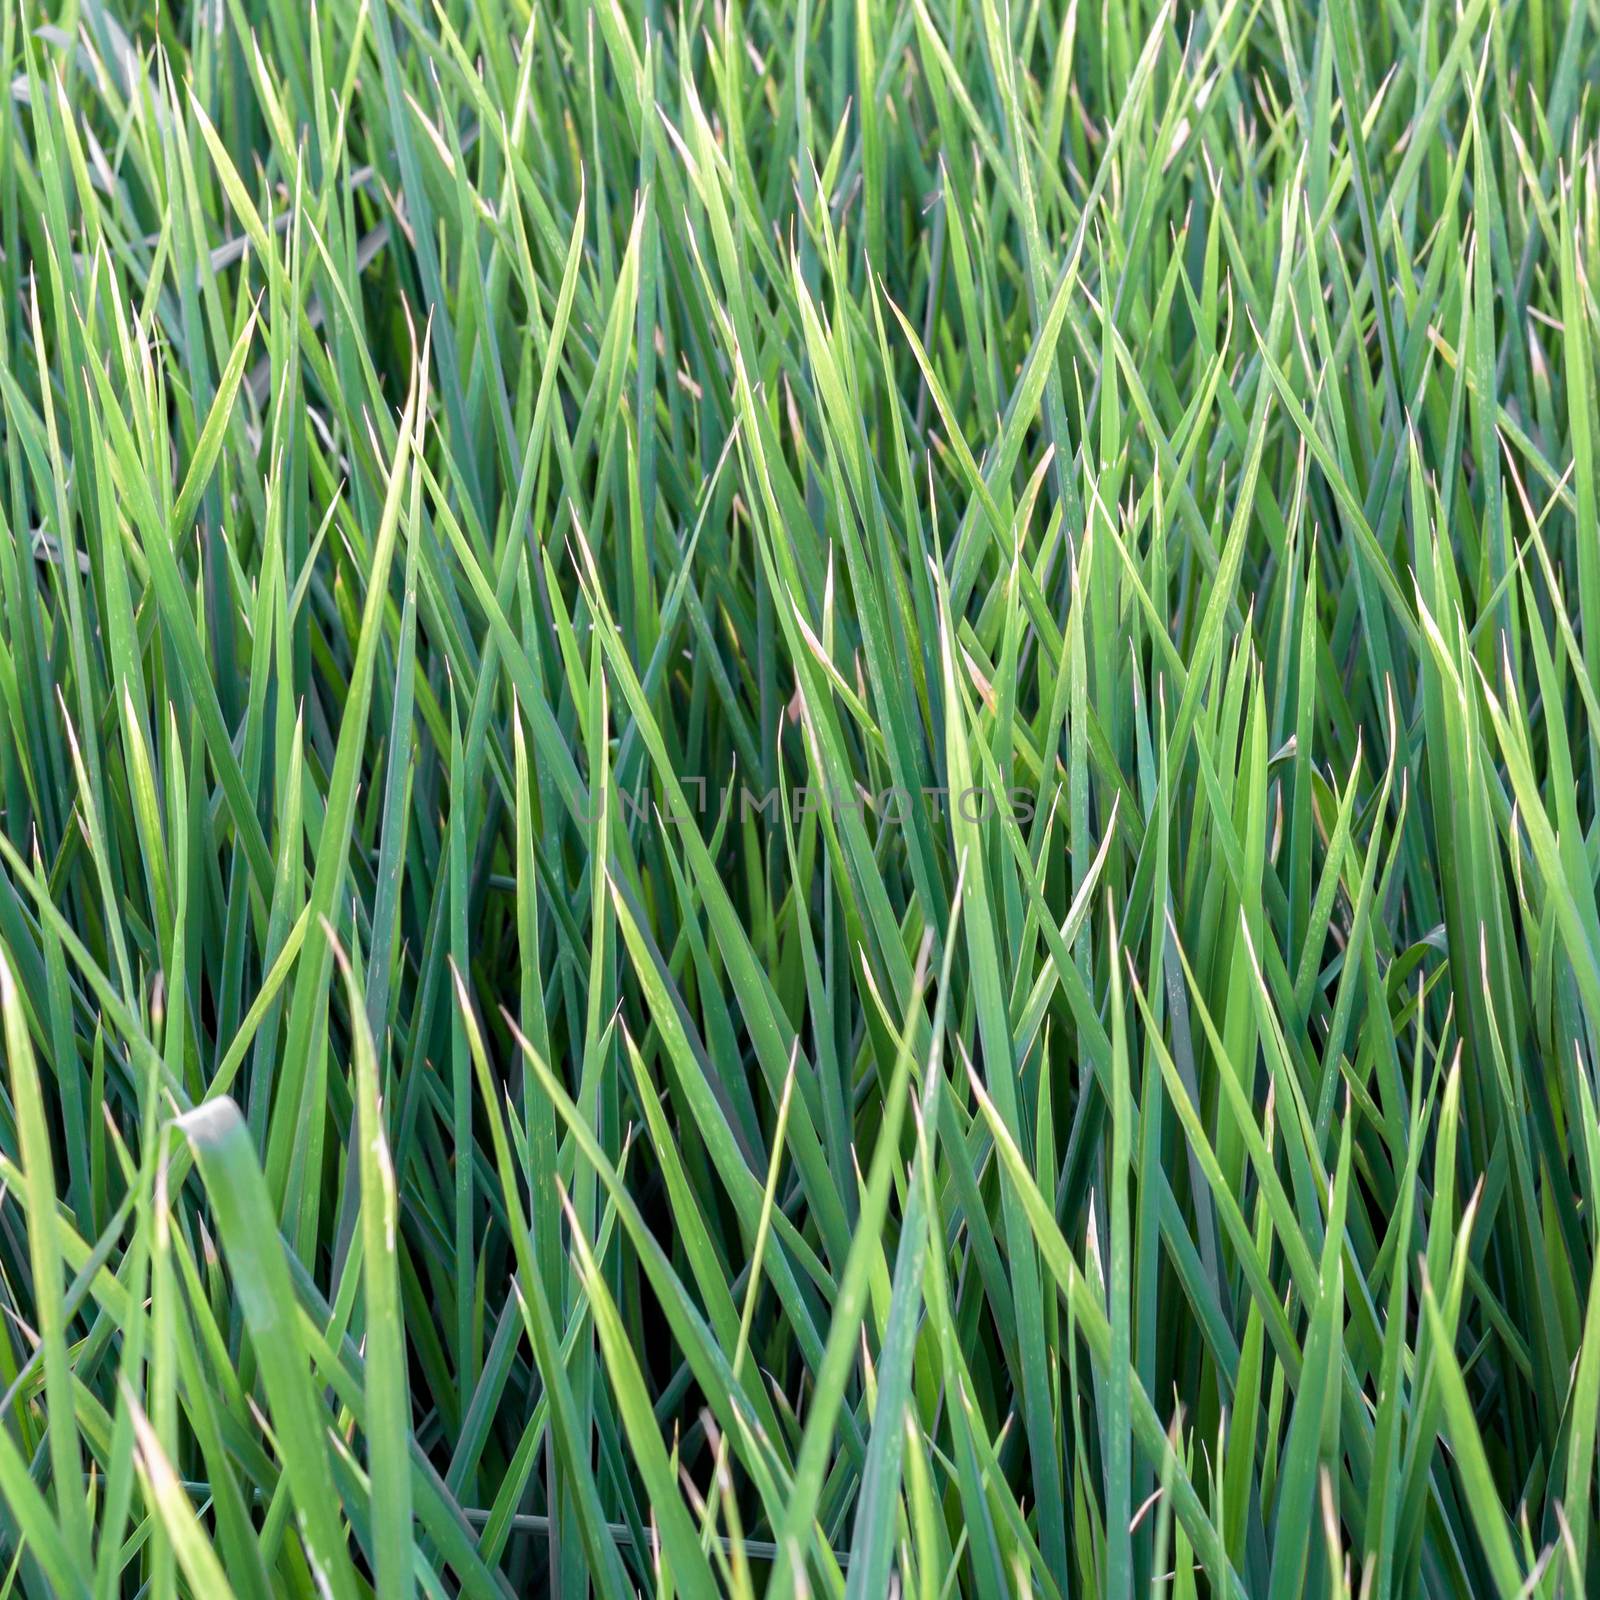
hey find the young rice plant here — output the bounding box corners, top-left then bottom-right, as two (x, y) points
(0, 0), (1598, 1595)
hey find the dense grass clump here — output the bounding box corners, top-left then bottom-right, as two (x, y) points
(4, 0), (1600, 1593)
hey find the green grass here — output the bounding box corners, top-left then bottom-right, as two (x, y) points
(1, 0), (1599, 1593)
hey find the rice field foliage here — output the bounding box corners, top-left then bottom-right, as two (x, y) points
(1, 0), (1599, 1593)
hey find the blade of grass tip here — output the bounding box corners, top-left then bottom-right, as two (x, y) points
(448, 687), (477, 1409)
(364, 0), (491, 523)
(125, 1392), (240, 1600)
(0, 946), (94, 1575)
(1106, 902), (1133, 1600)
(516, 1014), (798, 1532)
(1267, 1114), (1350, 1600)
(72, 304), (277, 902)
(1555, 1065), (1600, 1576)
(513, 715), (562, 1308)
(934, 554), (1069, 1588)
(163, 1239), (276, 1600)
(1327, 0), (1404, 437)
(768, 939), (930, 1600)
(846, 861), (968, 1600)
(1365, 1013), (1430, 1599)
(963, 1056), (1251, 1600)
(559, 1183), (720, 1597)
(264, 325), (425, 1212)
(327, 927), (413, 1600)
(1420, 1277), (1527, 1598)
(176, 1096), (362, 1600)
(722, 1046), (797, 1420)
(449, 967), (633, 1600)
